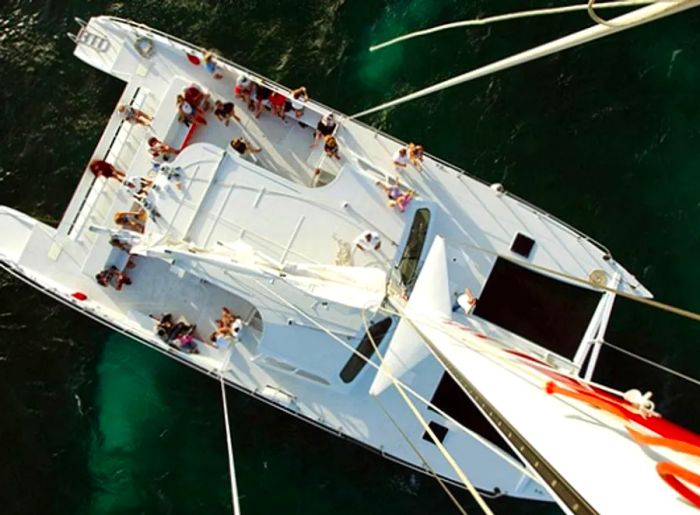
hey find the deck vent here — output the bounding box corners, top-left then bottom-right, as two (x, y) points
(510, 233), (535, 259)
(422, 422), (449, 445)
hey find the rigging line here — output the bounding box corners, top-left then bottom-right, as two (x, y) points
(361, 304), (495, 515)
(249, 276), (539, 477)
(360, 306), (545, 468)
(351, 0), (698, 119)
(373, 398), (469, 515)
(220, 349), (242, 515)
(451, 237), (700, 324)
(600, 340), (700, 388)
(392, 303), (600, 515)
(370, 0), (661, 51)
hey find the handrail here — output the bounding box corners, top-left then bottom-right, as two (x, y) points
(82, 16), (613, 258)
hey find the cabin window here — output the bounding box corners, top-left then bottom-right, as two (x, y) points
(339, 317), (394, 383)
(397, 208), (431, 290)
(430, 372), (517, 458)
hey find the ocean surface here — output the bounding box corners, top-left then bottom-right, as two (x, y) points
(0, 1), (699, 514)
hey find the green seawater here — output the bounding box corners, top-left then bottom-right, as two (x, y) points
(0, 1), (698, 514)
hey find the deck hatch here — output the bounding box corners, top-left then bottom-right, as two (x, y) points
(422, 421), (448, 444)
(510, 232), (535, 258)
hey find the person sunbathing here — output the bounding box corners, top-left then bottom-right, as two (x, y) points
(210, 307), (243, 343)
(114, 209), (148, 233)
(94, 266), (132, 291)
(230, 137), (262, 156)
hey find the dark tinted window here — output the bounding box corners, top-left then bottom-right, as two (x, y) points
(398, 208), (431, 290)
(340, 317), (394, 383)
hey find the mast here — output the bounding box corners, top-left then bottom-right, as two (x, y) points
(352, 0), (700, 119)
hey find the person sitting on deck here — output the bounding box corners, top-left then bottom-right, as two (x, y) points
(408, 143), (424, 170)
(154, 313), (197, 350)
(117, 103), (153, 127)
(251, 82), (272, 119)
(287, 86), (308, 120)
(452, 287), (478, 314)
(393, 147), (410, 171)
(230, 137), (262, 157)
(234, 75), (253, 104)
(176, 87), (209, 127)
(311, 113), (336, 147)
(183, 84), (211, 111)
(375, 178), (415, 211)
(323, 135), (341, 160)
(123, 176), (154, 200)
(108, 232), (141, 252)
(269, 91), (287, 122)
(174, 333), (199, 354)
(203, 50), (223, 79)
(376, 178), (402, 202)
(352, 230), (381, 254)
(214, 100), (241, 126)
(176, 94), (195, 125)
(210, 307), (243, 345)
(148, 137), (179, 161)
(89, 160), (126, 182)
(95, 265), (132, 291)
(114, 209), (148, 233)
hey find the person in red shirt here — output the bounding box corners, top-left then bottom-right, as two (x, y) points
(89, 160), (125, 181)
(269, 91), (287, 120)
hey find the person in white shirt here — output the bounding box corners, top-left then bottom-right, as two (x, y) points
(353, 230), (381, 253)
(393, 147), (410, 170)
(454, 287), (478, 314)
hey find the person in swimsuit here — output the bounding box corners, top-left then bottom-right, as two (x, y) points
(95, 266), (132, 291)
(408, 142), (425, 170)
(288, 86), (308, 119)
(323, 135), (340, 160)
(203, 50), (223, 79)
(312, 113), (336, 147)
(117, 103), (153, 126)
(147, 137), (179, 159)
(114, 209), (148, 233)
(89, 160), (126, 182)
(214, 100), (241, 125)
(230, 137), (262, 156)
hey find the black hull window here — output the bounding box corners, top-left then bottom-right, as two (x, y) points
(340, 317), (394, 383)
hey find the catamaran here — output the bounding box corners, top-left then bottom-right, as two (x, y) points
(1, 4), (699, 513)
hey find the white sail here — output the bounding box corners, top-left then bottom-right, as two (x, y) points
(397, 243), (700, 514)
